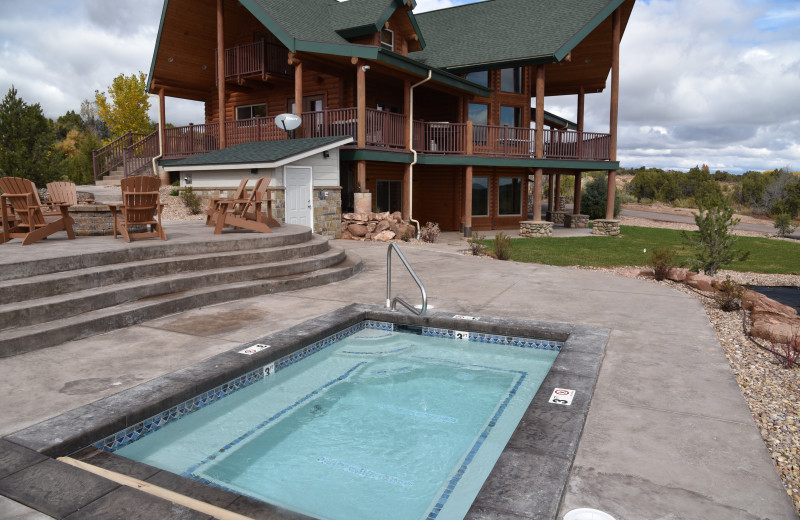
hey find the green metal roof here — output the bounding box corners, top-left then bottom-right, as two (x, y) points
(161, 137), (352, 167)
(411, 0), (626, 71)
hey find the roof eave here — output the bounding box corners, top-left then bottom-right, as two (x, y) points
(376, 50), (491, 96)
(553, 0), (629, 61)
(442, 55), (557, 74)
(147, 0), (171, 93)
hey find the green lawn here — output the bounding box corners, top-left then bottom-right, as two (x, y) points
(486, 226), (800, 274)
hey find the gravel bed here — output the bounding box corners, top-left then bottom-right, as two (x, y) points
(159, 186), (206, 221)
(578, 265), (800, 515)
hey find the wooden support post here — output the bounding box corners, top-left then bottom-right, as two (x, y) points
(577, 87), (585, 159)
(294, 61), (303, 115)
(547, 173), (555, 213)
(573, 173), (582, 215)
(402, 162), (411, 220)
(403, 79), (411, 151)
(216, 0), (226, 149)
(463, 166), (473, 237)
(555, 174), (562, 211)
(356, 62), (366, 148)
(533, 168), (543, 221)
(609, 8), (620, 162)
(535, 65), (545, 159)
(606, 170), (617, 220)
(158, 88), (166, 156)
(357, 160), (366, 193)
(465, 121), (473, 155)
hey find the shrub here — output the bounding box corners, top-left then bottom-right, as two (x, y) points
(169, 188), (179, 197)
(400, 228), (413, 242)
(180, 187), (203, 214)
(682, 197), (749, 276)
(493, 232), (512, 260)
(713, 276), (744, 312)
(650, 247), (676, 281)
(466, 232), (487, 256)
(768, 328), (800, 369)
(774, 213), (797, 237)
(581, 175), (621, 220)
(419, 221), (440, 243)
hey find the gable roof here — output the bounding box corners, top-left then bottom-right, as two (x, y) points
(411, 0), (627, 72)
(161, 136), (353, 171)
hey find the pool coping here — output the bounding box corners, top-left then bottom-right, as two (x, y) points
(0, 304), (609, 520)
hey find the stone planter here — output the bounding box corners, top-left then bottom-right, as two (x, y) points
(520, 220), (553, 238)
(564, 214), (589, 228)
(591, 219), (621, 236)
(546, 211), (566, 225)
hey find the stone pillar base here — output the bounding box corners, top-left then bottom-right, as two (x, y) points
(463, 226), (472, 238)
(520, 221), (553, 238)
(546, 211), (566, 225)
(564, 214), (589, 228)
(592, 219), (621, 236)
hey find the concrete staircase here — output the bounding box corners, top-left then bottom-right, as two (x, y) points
(95, 167), (125, 186)
(0, 228), (362, 357)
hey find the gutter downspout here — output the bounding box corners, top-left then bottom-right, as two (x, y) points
(150, 93), (164, 179)
(408, 70), (432, 238)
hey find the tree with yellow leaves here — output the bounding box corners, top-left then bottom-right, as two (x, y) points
(95, 72), (152, 142)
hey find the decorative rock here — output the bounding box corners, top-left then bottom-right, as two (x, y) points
(373, 230), (396, 242)
(743, 290), (798, 321)
(666, 268), (692, 282)
(341, 210), (413, 242)
(340, 230), (353, 240)
(750, 322), (800, 345)
(374, 220), (391, 233)
(519, 221), (553, 238)
(686, 274), (715, 292)
(348, 223), (368, 237)
(591, 218), (620, 235)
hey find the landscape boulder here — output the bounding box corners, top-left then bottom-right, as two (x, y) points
(341, 210), (411, 242)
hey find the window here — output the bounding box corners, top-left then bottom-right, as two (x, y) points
(469, 103), (489, 145)
(500, 67), (523, 93)
(289, 95), (324, 114)
(500, 106), (522, 127)
(498, 177), (523, 215)
(236, 103), (266, 120)
(380, 28), (394, 51)
(465, 71), (488, 87)
(376, 180), (402, 213)
(472, 177), (490, 216)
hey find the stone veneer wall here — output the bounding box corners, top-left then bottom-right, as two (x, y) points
(520, 221), (553, 238)
(68, 204), (115, 236)
(591, 219), (621, 236)
(564, 214), (589, 228)
(546, 211), (566, 225)
(313, 187), (342, 238)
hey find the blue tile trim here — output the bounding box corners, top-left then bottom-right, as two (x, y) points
(184, 362), (367, 480)
(409, 355), (527, 520)
(422, 327), (562, 351)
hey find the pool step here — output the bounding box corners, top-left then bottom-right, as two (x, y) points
(0, 227), (363, 357)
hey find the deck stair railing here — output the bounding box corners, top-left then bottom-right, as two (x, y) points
(92, 131), (150, 181)
(122, 131), (160, 177)
(386, 243), (427, 317)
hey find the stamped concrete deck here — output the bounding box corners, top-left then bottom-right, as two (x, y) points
(0, 222), (795, 519)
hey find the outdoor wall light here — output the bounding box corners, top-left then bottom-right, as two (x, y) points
(362, 65), (370, 72)
(323, 150), (330, 158)
(250, 168), (258, 174)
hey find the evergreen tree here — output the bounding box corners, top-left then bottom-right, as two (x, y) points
(0, 87), (60, 185)
(682, 197), (749, 276)
(581, 175), (620, 220)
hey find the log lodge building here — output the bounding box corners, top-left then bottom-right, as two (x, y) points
(94, 0), (635, 237)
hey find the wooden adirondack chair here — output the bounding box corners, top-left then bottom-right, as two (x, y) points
(108, 176), (167, 242)
(46, 182), (79, 206)
(205, 178), (248, 227)
(212, 177), (275, 234)
(243, 177), (280, 228)
(0, 177), (76, 246)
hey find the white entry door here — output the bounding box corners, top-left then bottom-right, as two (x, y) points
(285, 166), (313, 229)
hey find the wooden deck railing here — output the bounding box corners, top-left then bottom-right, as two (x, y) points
(219, 41), (290, 83)
(94, 110), (613, 179)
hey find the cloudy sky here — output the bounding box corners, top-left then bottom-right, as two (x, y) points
(1, 0), (798, 173)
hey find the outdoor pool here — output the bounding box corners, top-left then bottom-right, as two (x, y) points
(99, 321), (561, 520)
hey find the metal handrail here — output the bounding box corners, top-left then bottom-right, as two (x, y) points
(386, 243), (427, 316)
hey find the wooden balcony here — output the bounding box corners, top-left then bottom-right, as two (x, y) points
(217, 41), (291, 84)
(94, 109), (612, 179)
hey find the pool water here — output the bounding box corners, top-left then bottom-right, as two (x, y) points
(112, 324), (560, 520)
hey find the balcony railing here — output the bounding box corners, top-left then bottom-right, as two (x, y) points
(95, 109), (612, 179)
(218, 41), (290, 83)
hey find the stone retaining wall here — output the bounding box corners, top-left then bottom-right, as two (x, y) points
(520, 221), (553, 238)
(591, 219), (621, 236)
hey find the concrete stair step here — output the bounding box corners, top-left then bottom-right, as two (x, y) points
(0, 246), (346, 332)
(0, 251), (362, 357)
(1, 237), (330, 304)
(0, 228), (313, 282)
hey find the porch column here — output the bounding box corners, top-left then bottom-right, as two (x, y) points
(463, 166), (473, 237)
(293, 60), (303, 115)
(356, 62), (366, 148)
(216, 0), (226, 149)
(402, 163), (411, 220)
(533, 168), (543, 221)
(357, 160), (366, 193)
(534, 65), (545, 159)
(573, 173), (582, 215)
(577, 87), (585, 159)
(158, 88), (166, 156)
(403, 79), (411, 151)
(606, 8), (621, 220)
(555, 174), (562, 211)
(547, 173), (555, 213)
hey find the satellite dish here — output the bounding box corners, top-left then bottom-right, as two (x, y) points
(275, 113), (302, 132)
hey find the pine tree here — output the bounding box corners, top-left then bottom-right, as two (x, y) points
(682, 198), (749, 276)
(0, 87), (60, 185)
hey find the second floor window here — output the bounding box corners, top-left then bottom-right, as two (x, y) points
(465, 71), (488, 87)
(236, 104), (266, 120)
(380, 28), (394, 51)
(500, 106), (522, 127)
(500, 67), (523, 93)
